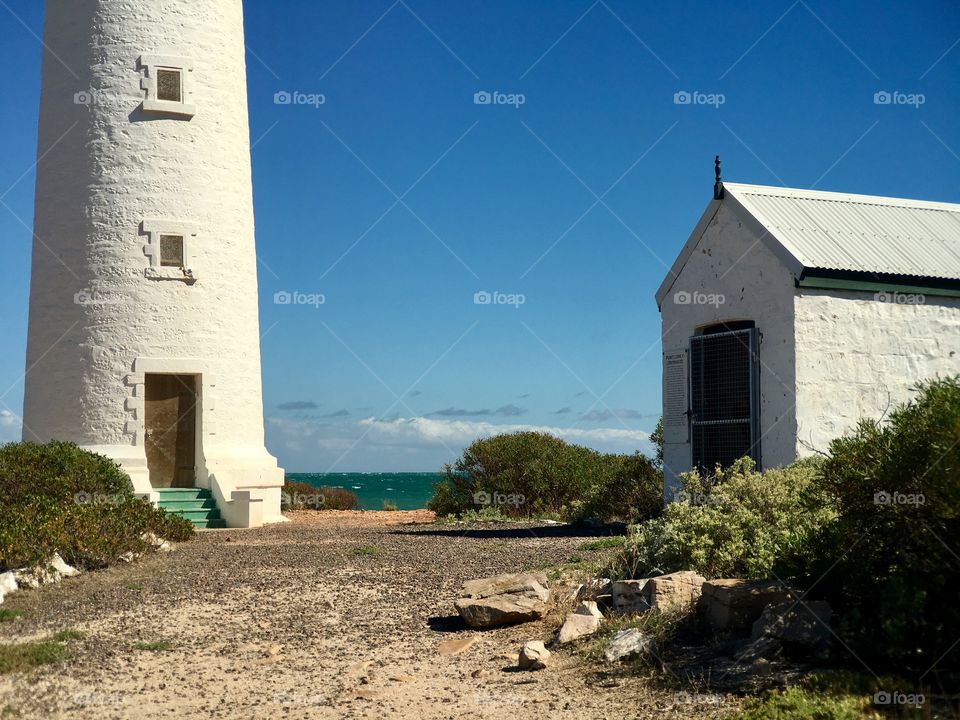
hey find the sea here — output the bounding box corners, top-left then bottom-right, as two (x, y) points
(285, 472), (441, 511)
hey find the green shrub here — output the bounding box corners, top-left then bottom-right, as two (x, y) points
(280, 480), (358, 511)
(805, 376), (960, 671)
(427, 431), (661, 523)
(732, 686), (871, 720)
(0, 441), (132, 505)
(0, 441), (193, 570)
(620, 457), (834, 579)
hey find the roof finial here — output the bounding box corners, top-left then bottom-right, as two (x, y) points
(714, 155), (724, 199)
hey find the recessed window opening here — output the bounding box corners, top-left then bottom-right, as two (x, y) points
(159, 234), (184, 267)
(156, 68), (182, 103)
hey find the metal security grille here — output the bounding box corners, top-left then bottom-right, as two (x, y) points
(689, 328), (760, 473)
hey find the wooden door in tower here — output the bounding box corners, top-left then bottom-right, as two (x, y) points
(144, 374), (197, 488)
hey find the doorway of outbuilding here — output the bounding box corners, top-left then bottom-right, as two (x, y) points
(689, 324), (760, 472)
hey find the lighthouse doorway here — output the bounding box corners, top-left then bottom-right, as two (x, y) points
(145, 374), (198, 488)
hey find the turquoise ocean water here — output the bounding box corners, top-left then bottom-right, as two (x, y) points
(285, 472), (440, 510)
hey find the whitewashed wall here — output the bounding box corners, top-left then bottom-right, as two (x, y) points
(660, 203), (799, 496)
(23, 0), (283, 525)
(793, 289), (960, 455)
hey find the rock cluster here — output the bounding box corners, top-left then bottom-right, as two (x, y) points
(453, 566), (832, 677)
(1, 538), (175, 604)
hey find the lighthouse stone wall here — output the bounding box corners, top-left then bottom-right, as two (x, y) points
(23, 0), (284, 525)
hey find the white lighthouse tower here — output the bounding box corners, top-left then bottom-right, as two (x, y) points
(23, 0), (284, 527)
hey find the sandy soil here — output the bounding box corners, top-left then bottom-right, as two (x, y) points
(0, 512), (738, 719)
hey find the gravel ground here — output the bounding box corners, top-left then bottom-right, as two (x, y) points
(0, 512), (739, 719)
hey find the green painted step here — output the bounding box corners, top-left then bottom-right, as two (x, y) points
(156, 488), (226, 529)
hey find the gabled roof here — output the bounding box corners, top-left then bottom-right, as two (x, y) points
(655, 183), (960, 307)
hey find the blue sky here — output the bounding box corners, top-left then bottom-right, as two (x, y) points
(1, 0), (958, 471)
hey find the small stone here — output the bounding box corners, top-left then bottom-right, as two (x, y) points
(49, 552), (80, 578)
(700, 579), (794, 631)
(454, 595), (547, 628)
(455, 572), (551, 628)
(557, 612), (601, 644)
(517, 641), (550, 670)
(0, 571), (17, 602)
(459, 573), (550, 601)
(437, 636), (478, 656)
(575, 600), (603, 618)
(604, 628), (655, 662)
(471, 669), (491, 679)
(611, 579), (651, 613)
(751, 601), (832, 647)
(647, 571), (705, 612)
(734, 636), (783, 663)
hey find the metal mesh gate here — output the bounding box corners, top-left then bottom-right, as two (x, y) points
(689, 328), (760, 473)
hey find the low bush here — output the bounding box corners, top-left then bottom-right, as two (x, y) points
(427, 431), (661, 523)
(0, 441), (193, 571)
(805, 375), (960, 672)
(280, 480), (359, 511)
(0, 640), (68, 674)
(619, 457), (834, 579)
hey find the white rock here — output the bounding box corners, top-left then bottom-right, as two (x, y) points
(49, 552), (81, 578)
(517, 641), (550, 670)
(157, 541), (173, 553)
(0, 571), (17, 602)
(575, 600), (603, 618)
(14, 566), (60, 588)
(611, 579), (651, 613)
(557, 612), (601, 644)
(604, 628), (655, 662)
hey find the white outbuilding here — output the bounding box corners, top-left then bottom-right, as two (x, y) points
(22, 0), (284, 527)
(656, 164), (960, 497)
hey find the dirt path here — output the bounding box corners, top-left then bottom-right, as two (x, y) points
(0, 512), (737, 719)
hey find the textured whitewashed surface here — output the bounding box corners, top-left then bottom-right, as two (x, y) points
(660, 203), (799, 494)
(23, 0), (283, 523)
(793, 290), (960, 454)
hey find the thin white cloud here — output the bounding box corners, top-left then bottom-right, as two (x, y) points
(357, 415), (648, 447)
(266, 414), (652, 472)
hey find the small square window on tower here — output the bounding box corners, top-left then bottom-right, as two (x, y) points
(139, 55), (195, 117)
(159, 234), (184, 267)
(155, 69), (182, 103)
(142, 220), (197, 282)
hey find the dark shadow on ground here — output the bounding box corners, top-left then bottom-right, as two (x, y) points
(391, 521), (627, 540)
(426, 615), (470, 633)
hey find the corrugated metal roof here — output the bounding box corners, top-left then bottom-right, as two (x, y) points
(724, 183), (960, 281)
